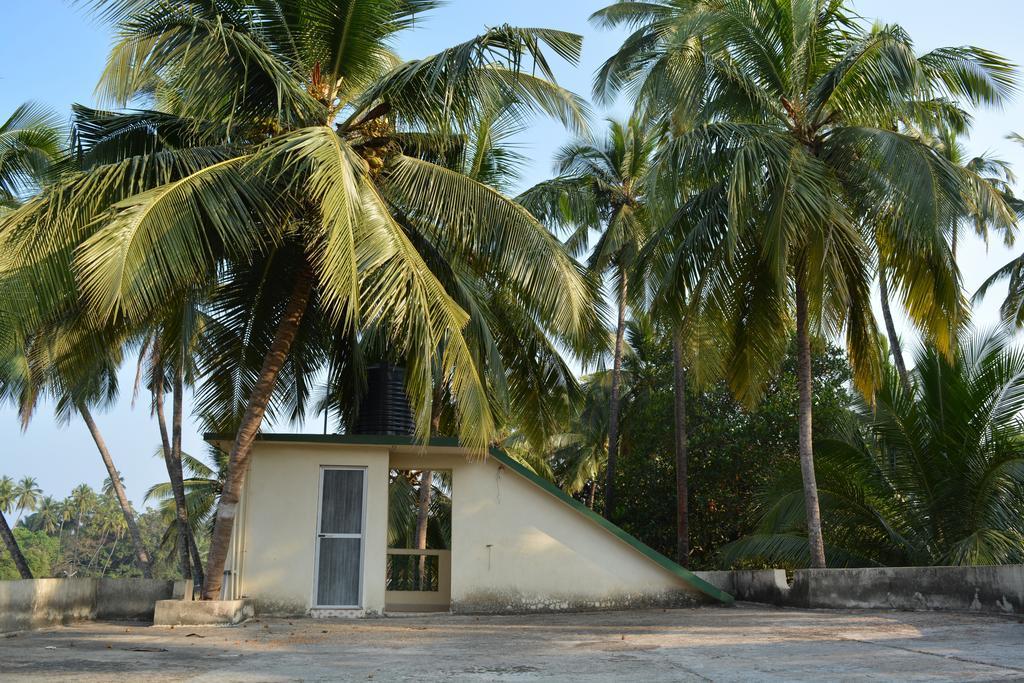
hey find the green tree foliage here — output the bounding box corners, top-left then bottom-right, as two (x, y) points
(606, 327), (852, 568)
(726, 328), (1024, 568)
(7, 483), (194, 580)
(520, 116), (657, 520)
(0, 0), (596, 599)
(594, 0), (1016, 567)
(0, 528), (57, 581)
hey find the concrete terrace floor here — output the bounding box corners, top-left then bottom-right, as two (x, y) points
(2, 604), (1023, 682)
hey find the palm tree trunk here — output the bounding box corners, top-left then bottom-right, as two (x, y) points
(878, 266), (911, 392)
(102, 533), (120, 576)
(604, 271), (628, 522)
(415, 470), (433, 590)
(56, 519), (65, 561)
(78, 403), (153, 578)
(173, 364), (204, 588)
(72, 511), (83, 576)
(586, 480), (596, 510)
(795, 274), (827, 569)
(154, 354), (193, 581)
(188, 529), (204, 589)
(203, 263), (314, 600)
(672, 331), (689, 567)
(0, 509), (32, 579)
(88, 532), (108, 572)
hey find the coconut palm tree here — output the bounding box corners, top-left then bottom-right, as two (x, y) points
(520, 116), (657, 520)
(66, 484), (97, 576)
(12, 476), (41, 525)
(1, 318), (155, 578)
(0, 476), (14, 518)
(725, 327), (1024, 567)
(0, 102), (62, 210)
(0, 0), (593, 600)
(134, 287), (211, 586)
(30, 495), (61, 535)
(0, 102), (61, 580)
(974, 133), (1024, 328)
(0, 506), (31, 579)
(876, 124), (1019, 391)
(593, 0), (1015, 567)
(145, 450), (224, 570)
(0, 475), (32, 578)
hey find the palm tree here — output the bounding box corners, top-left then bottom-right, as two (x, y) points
(12, 475), (41, 525)
(0, 505), (32, 579)
(0, 102), (61, 581)
(145, 450), (224, 572)
(725, 327), (1024, 567)
(0, 0), (593, 600)
(593, 0), (1015, 567)
(0, 475), (32, 578)
(31, 495), (61, 535)
(135, 289), (211, 586)
(0, 102), (62, 210)
(520, 116), (657, 520)
(974, 133), (1024, 327)
(0, 476), (14, 518)
(876, 124), (1019, 390)
(314, 101), (593, 588)
(3, 323), (155, 578)
(66, 484), (97, 576)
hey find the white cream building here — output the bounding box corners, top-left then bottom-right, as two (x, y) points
(209, 434), (733, 616)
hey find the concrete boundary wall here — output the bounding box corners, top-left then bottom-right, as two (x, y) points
(695, 565), (1024, 614)
(0, 578), (183, 633)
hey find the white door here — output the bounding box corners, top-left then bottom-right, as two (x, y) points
(314, 467), (366, 608)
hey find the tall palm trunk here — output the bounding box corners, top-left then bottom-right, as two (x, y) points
(102, 532), (121, 576)
(56, 518), (65, 563)
(88, 531), (109, 572)
(0, 509), (32, 579)
(187, 531), (204, 587)
(604, 271), (628, 521)
(173, 364), (205, 588)
(79, 404), (153, 577)
(878, 266), (911, 392)
(415, 470), (433, 590)
(672, 331), (689, 567)
(795, 274), (826, 569)
(586, 480), (596, 510)
(203, 263), (314, 600)
(154, 354), (193, 582)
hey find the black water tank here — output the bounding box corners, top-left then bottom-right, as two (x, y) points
(353, 364), (415, 436)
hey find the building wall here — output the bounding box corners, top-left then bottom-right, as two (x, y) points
(392, 448), (706, 612)
(234, 442), (391, 615)
(232, 442), (708, 616)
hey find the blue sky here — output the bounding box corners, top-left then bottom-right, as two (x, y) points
(1, 0), (1022, 509)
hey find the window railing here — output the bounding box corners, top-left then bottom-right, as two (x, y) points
(384, 549), (452, 612)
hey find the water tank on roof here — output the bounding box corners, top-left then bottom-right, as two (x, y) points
(353, 364), (415, 436)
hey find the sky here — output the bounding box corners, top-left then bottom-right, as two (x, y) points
(0, 0), (1022, 510)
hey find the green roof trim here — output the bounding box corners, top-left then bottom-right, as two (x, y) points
(204, 432), (734, 605)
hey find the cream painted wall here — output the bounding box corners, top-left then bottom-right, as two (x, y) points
(230, 442), (705, 616)
(392, 448), (702, 610)
(233, 443), (391, 614)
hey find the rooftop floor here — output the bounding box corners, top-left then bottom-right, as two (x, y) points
(2, 604), (1023, 681)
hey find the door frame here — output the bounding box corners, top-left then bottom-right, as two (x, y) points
(311, 465), (368, 609)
